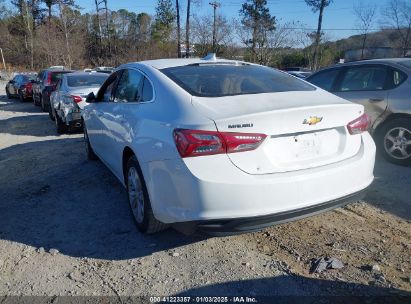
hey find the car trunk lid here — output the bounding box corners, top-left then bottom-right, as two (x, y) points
(192, 90), (365, 174)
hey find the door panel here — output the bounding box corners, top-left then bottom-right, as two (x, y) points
(99, 69), (144, 177)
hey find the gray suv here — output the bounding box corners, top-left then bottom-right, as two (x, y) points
(307, 58), (411, 166)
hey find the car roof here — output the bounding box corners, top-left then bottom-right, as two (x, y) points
(321, 58), (411, 70)
(122, 58), (243, 70)
(65, 71), (109, 77)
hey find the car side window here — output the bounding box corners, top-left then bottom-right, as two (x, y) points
(141, 77), (153, 102)
(391, 69), (407, 88)
(338, 65), (388, 91)
(96, 71), (122, 102)
(114, 69), (144, 103)
(307, 69), (340, 91)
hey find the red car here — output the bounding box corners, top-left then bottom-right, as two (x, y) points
(5, 74), (37, 101)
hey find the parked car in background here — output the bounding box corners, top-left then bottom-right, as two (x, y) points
(306, 58), (411, 166)
(32, 68), (73, 111)
(94, 66), (114, 74)
(50, 71), (108, 133)
(5, 73), (37, 101)
(83, 57), (375, 235)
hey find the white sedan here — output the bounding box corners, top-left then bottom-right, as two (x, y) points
(82, 57), (376, 234)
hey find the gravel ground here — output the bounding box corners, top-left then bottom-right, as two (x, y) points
(0, 80), (410, 299)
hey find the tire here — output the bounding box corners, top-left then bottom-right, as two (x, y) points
(6, 88), (11, 99)
(84, 126), (98, 160)
(41, 95), (48, 112)
(19, 90), (25, 102)
(376, 118), (411, 166)
(55, 113), (68, 134)
(49, 106), (55, 121)
(125, 155), (168, 234)
(34, 94), (40, 106)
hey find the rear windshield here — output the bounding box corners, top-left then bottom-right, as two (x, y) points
(50, 71), (72, 84)
(22, 74), (37, 81)
(67, 74), (108, 87)
(161, 64), (315, 97)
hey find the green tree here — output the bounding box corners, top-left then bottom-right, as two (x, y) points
(152, 0), (176, 43)
(239, 0), (276, 63)
(304, 0), (333, 70)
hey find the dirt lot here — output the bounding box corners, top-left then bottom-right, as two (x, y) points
(0, 79), (410, 299)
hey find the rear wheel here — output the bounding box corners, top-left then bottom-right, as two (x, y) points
(376, 118), (411, 166)
(84, 126), (98, 160)
(55, 112), (67, 134)
(126, 155), (168, 234)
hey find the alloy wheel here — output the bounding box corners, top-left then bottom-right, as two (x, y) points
(384, 127), (411, 160)
(127, 167), (145, 224)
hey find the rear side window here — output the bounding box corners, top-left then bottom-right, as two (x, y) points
(392, 69), (407, 87)
(307, 69), (340, 91)
(141, 77), (153, 101)
(338, 66), (387, 91)
(161, 64), (315, 97)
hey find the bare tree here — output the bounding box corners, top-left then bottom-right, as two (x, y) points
(381, 0), (411, 56)
(304, 0), (333, 70)
(191, 13), (234, 56)
(185, 0), (191, 57)
(354, 0), (376, 59)
(176, 0), (181, 57)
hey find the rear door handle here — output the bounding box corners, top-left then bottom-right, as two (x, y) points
(369, 98), (384, 102)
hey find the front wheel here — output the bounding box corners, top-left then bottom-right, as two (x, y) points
(126, 156), (168, 234)
(6, 88), (11, 99)
(376, 118), (411, 166)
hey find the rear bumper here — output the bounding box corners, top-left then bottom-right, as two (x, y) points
(174, 189), (367, 235)
(144, 133), (376, 227)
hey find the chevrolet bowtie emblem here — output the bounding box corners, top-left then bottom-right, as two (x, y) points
(303, 116), (323, 125)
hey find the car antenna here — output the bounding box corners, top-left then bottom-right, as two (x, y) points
(202, 53), (217, 62)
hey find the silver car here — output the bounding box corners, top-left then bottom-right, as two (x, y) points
(50, 72), (108, 134)
(307, 58), (411, 166)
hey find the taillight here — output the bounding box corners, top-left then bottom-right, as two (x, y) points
(72, 95), (82, 103)
(25, 82), (33, 90)
(173, 129), (266, 158)
(347, 113), (370, 135)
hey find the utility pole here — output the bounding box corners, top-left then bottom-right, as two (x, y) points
(209, 1), (220, 53)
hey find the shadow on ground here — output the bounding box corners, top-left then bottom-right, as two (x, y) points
(0, 138), (204, 260)
(366, 154), (411, 221)
(0, 94), (40, 114)
(175, 275), (411, 301)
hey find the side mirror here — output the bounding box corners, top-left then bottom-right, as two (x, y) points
(86, 92), (96, 103)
